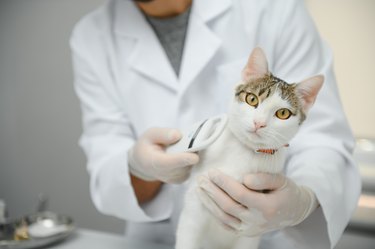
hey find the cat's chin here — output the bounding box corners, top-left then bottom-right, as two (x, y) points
(233, 131), (265, 150)
(238, 131), (284, 151)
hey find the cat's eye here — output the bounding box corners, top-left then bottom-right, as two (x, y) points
(275, 108), (292, 120)
(245, 93), (259, 108)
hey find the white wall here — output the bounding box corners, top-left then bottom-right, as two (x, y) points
(0, 0), (124, 233)
(306, 0), (375, 138)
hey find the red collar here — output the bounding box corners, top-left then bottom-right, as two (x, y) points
(255, 144), (289, 155)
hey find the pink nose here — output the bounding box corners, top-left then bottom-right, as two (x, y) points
(254, 121), (266, 130)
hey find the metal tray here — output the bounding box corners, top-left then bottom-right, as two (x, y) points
(0, 211), (74, 249)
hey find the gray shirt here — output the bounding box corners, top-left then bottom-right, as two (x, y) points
(145, 8), (191, 77)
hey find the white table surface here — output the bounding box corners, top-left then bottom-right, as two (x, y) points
(48, 229), (173, 249)
(47, 228), (375, 249)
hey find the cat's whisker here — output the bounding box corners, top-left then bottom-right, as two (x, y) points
(259, 129), (287, 148)
(261, 129), (287, 140)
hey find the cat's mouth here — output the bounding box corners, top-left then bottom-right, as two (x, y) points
(245, 131), (266, 146)
(247, 129), (282, 148)
(248, 129), (263, 138)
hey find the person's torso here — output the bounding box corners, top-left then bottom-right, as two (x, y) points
(83, 0), (329, 247)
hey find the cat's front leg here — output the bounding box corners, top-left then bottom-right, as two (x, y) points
(175, 188), (208, 249)
(232, 236), (260, 249)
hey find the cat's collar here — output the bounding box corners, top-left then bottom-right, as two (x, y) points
(255, 144), (289, 155)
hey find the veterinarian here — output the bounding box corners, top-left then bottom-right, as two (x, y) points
(71, 0), (360, 248)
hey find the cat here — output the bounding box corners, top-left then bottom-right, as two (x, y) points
(175, 47), (324, 249)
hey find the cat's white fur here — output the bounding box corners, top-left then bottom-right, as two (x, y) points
(175, 48), (323, 249)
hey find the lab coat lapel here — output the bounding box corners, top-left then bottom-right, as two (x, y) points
(114, 1), (178, 92)
(179, 0), (231, 89)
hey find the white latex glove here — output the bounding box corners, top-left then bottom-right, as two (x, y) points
(197, 169), (318, 236)
(128, 127), (199, 183)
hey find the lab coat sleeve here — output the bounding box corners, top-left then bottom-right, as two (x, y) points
(270, 0), (361, 247)
(69, 14), (174, 222)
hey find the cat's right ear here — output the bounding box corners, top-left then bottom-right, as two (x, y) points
(241, 47), (269, 83)
(296, 75), (324, 113)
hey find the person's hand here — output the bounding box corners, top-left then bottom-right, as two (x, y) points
(197, 169), (318, 236)
(128, 127), (199, 183)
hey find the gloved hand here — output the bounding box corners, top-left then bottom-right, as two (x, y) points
(197, 169), (318, 236)
(128, 127), (200, 184)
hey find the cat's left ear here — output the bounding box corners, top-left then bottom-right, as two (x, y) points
(242, 47), (269, 82)
(296, 75), (324, 113)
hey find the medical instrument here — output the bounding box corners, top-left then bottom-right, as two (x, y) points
(0, 211), (74, 249)
(167, 114), (228, 153)
(0, 196), (74, 249)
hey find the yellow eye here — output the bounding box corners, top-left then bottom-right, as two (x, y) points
(275, 108), (292, 120)
(245, 93), (259, 108)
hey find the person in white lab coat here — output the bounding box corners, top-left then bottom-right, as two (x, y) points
(70, 0), (361, 248)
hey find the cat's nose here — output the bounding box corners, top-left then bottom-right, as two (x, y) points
(254, 121), (267, 130)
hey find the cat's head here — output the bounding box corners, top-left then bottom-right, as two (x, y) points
(228, 47), (324, 150)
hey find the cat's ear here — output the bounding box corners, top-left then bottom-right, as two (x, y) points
(242, 47), (269, 82)
(296, 75), (324, 113)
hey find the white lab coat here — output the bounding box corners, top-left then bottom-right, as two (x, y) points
(70, 0), (361, 248)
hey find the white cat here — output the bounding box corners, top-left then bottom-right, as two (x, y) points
(175, 47), (323, 249)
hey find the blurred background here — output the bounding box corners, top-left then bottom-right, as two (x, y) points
(0, 0), (374, 245)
